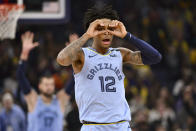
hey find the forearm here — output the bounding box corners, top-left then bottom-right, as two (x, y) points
(124, 32), (162, 65)
(57, 33), (89, 66)
(20, 50), (30, 60)
(16, 60), (32, 95)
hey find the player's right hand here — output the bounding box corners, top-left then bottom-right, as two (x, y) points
(21, 31), (39, 53)
(85, 20), (106, 39)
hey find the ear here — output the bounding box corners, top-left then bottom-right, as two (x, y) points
(38, 83), (42, 90)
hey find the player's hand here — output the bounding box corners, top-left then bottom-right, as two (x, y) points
(107, 20), (127, 38)
(21, 31), (39, 53)
(85, 20), (106, 39)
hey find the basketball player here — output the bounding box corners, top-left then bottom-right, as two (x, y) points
(17, 31), (72, 131)
(57, 6), (162, 131)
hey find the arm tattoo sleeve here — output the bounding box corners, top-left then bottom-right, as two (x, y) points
(57, 34), (89, 64)
(130, 51), (143, 65)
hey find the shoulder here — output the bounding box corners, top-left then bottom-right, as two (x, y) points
(0, 110), (4, 116)
(116, 47), (132, 57)
(13, 105), (25, 115)
(110, 48), (121, 52)
(116, 47), (131, 52)
(52, 95), (58, 102)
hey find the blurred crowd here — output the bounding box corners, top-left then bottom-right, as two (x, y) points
(0, 0), (196, 131)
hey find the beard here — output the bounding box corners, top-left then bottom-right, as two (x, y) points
(41, 91), (53, 98)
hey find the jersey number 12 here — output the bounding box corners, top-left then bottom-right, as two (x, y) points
(99, 76), (116, 92)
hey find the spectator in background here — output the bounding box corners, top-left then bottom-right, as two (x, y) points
(17, 31), (73, 131)
(148, 98), (175, 130)
(0, 90), (26, 131)
(176, 85), (196, 130)
(0, 114), (6, 131)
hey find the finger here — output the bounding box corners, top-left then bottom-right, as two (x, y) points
(23, 32), (27, 39)
(33, 42), (39, 47)
(110, 20), (120, 27)
(109, 24), (116, 27)
(109, 20), (116, 27)
(96, 30), (107, 35)
(96, 22), (105, 28)
(118, 22), (126, 31)
(99, 21), (105, 27)
(106, 29), (115, 35)
(92, 19), (105, 27)
(91, 19), (101, 25)
(118, 21), (124, 27)
(116, 21), (121, 27)
(26, 31), (31, 39)
(114, 20), (119, 26)
(29, 32), (34, 41)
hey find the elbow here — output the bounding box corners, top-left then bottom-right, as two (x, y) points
(149, 52), (162, 65)
(142, 51), (162, 65)
(56, 56), (64, 66)
(154, 52), (162, 64)
(56, 54), (70, 66)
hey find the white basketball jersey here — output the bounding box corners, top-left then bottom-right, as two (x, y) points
(74, 47), (131, 123)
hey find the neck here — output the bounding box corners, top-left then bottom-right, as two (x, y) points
(92, 41), (109, 55)
(41, 94), (53, 104)
(5, 108), (12, 113)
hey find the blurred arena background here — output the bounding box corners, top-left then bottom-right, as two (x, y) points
(0, 0), (196, 131)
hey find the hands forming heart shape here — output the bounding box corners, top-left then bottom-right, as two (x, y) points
(85, 19), (127, 39)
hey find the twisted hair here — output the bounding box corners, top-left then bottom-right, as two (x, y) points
(83, 5), (119, 30)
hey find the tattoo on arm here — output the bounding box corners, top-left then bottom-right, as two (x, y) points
(57, 34), (88, 65)
(123, 49), (143, 65)
(130, 51), (143, 65)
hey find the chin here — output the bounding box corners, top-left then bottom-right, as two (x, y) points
(42, 92), (54, 98)
(101, 42), (111, 48)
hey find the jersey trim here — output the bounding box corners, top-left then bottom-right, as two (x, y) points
(83, 120), (127, 125)
(87, 47), (112, 56)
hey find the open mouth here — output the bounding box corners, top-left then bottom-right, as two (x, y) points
(103, 39), (110, 42)
(102, 39), (111, 45)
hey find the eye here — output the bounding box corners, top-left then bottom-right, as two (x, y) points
(108, 27), (115, 31)
(96, 25), (105, 31)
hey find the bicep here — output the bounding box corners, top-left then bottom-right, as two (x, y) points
(119, 48), (144, 65)
(57, 47), (84, 66)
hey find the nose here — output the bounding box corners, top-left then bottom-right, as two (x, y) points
(104, 31), (111, 35)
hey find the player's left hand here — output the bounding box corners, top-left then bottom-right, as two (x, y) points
(21, 31), (39, 53)
(20, 31), (39, 60)
(107, 20), (127, 38)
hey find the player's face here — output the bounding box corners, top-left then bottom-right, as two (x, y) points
(94, 19), (113, 48)
(39, 77), (55, 97)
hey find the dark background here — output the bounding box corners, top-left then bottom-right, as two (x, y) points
(0, 0), (196, 131)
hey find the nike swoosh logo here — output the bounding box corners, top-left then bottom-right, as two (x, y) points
(110, 54), (117, 57)
(88, 54), (97, 58)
